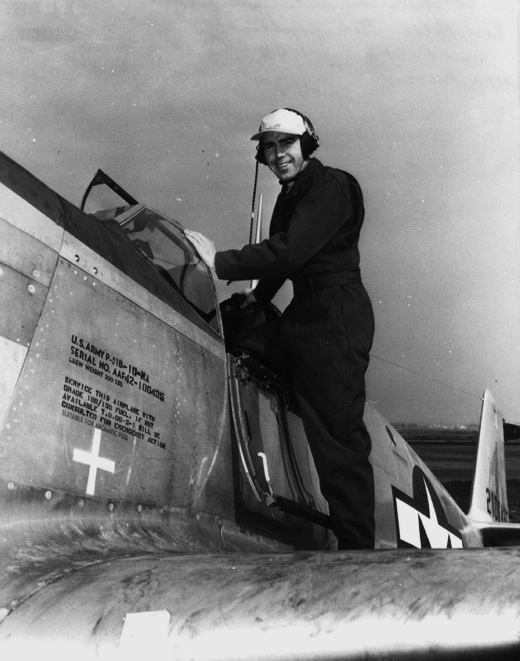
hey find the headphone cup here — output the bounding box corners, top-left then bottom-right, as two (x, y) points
(300, 132), (319, 159)
(255, 143), (267, 165)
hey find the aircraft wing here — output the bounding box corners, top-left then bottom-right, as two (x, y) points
(2, 548), (520, 659)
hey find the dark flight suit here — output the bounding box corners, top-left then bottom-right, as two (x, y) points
(215, 158), (375, 549)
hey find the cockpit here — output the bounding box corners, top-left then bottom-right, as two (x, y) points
(80, 170), (220, 337)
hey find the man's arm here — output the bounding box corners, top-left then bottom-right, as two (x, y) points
(213, 171), (353, 282)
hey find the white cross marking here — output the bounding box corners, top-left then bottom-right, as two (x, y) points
(73, 428), (115, 496)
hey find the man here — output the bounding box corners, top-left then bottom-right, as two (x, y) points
(185, 108), (375, 549)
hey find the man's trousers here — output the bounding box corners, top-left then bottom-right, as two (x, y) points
(245, 281), (376, 550)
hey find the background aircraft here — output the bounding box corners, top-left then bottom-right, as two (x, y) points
(1, 150), (520, 658)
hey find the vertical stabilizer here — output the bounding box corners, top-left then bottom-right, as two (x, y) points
(468, 390), (509, 523)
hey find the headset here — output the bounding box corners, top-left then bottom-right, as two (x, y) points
(255, 108), (320, 165)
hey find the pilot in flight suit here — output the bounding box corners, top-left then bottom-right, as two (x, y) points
(185, 108), (375, 549)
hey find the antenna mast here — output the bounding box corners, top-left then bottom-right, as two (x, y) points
(251, 193), (263, 289)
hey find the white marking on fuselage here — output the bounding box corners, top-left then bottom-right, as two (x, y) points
(395, 479), (463, 548)
(73, 428), (115, 496)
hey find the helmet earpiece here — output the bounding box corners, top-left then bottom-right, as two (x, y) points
(255, 108), (320, 165)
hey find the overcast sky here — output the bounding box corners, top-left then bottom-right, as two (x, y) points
(2, 0), (519, 426)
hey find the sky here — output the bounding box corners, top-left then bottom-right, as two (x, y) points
(1, 0), (519, 426)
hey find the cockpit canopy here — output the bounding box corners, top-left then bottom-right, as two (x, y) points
(81, 170), (220, 336)
(93, 204), (219, 334)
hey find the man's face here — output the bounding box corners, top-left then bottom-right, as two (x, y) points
(261, 131), (307, 183)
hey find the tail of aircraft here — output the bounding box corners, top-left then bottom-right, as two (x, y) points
(468, 389), (509, 524)
(466, 390), (520, 545)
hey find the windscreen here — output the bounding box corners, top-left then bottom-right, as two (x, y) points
(118, 207), (219, 333)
